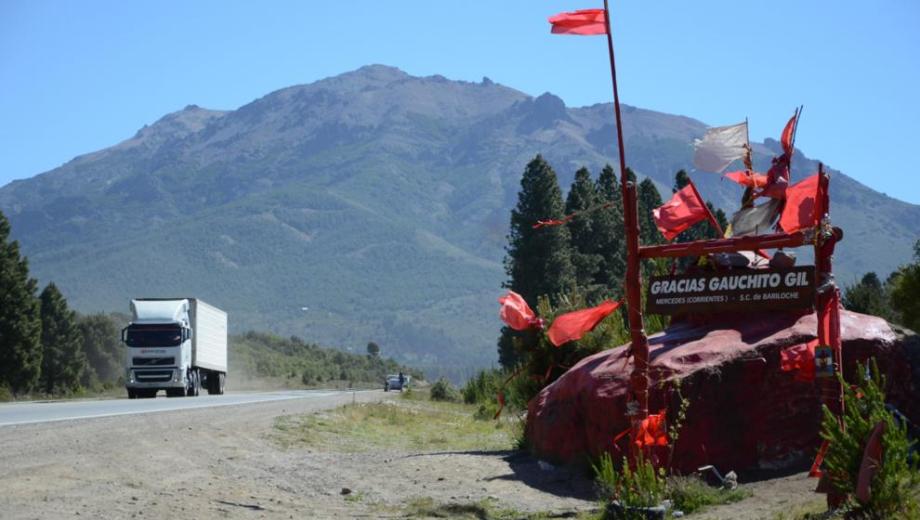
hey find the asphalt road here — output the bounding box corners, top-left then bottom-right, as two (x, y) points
(0, 389), (370, 427)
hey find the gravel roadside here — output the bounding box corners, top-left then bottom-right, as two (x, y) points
(0, 391), (596, 519)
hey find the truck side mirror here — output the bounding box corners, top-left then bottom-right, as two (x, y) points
(186, 328), (193, 341)
(121, 327), (128, 343)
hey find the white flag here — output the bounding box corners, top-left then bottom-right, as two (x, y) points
(693, 122), (748, 173)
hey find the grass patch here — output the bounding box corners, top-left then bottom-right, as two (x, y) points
(401, 497), (600, 519)
(666, 475), (751, 514)
(272, 396), (517, 452)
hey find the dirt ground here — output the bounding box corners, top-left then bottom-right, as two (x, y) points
(0, 391), (824, 519)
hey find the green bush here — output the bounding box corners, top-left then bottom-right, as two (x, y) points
(0, 384), (12, 402)
(430, 378), (460, 402)
(593, 452), (666, 510)
(820, 359), (920, 517)
(666, 475), (749, 514)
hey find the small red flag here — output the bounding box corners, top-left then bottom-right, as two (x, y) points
(781, 113), (797, 157)
(498, 290), (542, 331)
(548, 9), (607, 35)
(547, 300), (621, 347)
(723, 170), (768, 189)
(780, 339), (819, 382)
(652, 184), (709, 241)
(635, 410), (669, 448)
(779, 174), (821, 233)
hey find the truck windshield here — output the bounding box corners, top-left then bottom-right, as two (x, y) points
(124, 325), (182, 347)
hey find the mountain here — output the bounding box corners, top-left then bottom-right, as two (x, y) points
(2, 65), (918, 379)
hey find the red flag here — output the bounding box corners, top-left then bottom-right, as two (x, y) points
(652, 184), (709, 241)
(636, 410), (669, 448)
(548, 9), (607, 35)
(723, 170), (768, 188)
(779, 174), (821, 233)
(781, 113), (797, 157)
(547, 300), (621, 347)
(856, 421), (886, 504)
(498, 291), (542, 331)
(780, 339), (819, 382)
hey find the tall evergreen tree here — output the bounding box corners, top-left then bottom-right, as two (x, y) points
(503, 154), (576, 305)
(593, 165), (626, 295)
(637, 176), (664, 246)
(565, 167), (603, 293)
(39, 283), (85, 394)
(890, 241), (920, 331)
(500, 155), (575, 367)
(77, 313), (123, 387)
(0, 210), (42, 393)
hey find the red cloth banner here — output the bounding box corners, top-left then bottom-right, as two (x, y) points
(724, 170), (768, 188)
(498, 291), (542, 331)
(636, 411), (669, 448)
(547, 300), (621, 347)
(548, 9), (607, 35)
(780, 338), (819, 382)
(779, 174), (820, 233)
(653, 184), (709, 241)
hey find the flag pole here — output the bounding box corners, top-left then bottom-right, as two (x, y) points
(602, 0), (650, 427)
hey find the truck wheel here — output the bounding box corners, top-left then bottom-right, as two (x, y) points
(218, 373), (225, 395)
(206, 372), (217, 394)
(127, 389), (136, 399)
(187, 370), (200, 397)
(166, 388), (183, 398)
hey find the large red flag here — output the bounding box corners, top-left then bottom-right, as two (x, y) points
(498, 291), (542, 331)
(653, 184), (709, 241)
(548, 9), (607, 35)
(547, 300), (621, 347)
(779, 174), (821, 233)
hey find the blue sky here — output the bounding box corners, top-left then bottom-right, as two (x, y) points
(2, 1), (919, 203)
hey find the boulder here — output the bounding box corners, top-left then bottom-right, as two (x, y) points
(525, 309), (920, 474)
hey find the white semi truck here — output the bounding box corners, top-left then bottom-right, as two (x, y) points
(122, 298), (227, 399)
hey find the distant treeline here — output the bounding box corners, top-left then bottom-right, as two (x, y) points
(0, 210), (422, 399)
(232, 331), (422, 386)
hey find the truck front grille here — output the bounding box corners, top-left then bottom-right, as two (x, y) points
(134, 369), (174, 383)
(132, 357), (175, 366)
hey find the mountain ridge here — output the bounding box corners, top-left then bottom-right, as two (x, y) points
(3, 64), (917, 379)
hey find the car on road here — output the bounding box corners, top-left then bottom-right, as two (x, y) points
(384, 374), (409, 392)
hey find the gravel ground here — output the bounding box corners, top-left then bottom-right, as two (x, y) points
(0, 391), (598, 519)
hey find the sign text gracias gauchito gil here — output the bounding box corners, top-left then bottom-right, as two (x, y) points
(646, 266), (815, 315)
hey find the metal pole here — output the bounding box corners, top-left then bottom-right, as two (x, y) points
(603, 0), (650, 425)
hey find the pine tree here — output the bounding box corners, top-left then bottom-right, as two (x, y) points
(0, 210), (42, 394)
(890, 240), (920, 331)
(500, 155), (576, 368)
(503, 154), (576, 305)
(636, 176), (663, 247)
(39, 283), (85, 394)
(565, 167), (603, 294)
(593, 165), (626, 296)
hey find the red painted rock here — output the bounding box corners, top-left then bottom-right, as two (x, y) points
(525, 309), (920, 474)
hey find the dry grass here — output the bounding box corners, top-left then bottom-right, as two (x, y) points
(271, 393), (517, 453)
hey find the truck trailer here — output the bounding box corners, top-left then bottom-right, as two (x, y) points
(122, 298), (227, 399)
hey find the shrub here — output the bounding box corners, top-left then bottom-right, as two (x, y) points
(430, 378), (460, 402)
(593, 452), (666, 510)
(666, 475), (749, 514)
(820, 359), (920, 517)
(0, 384), (12, 402)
